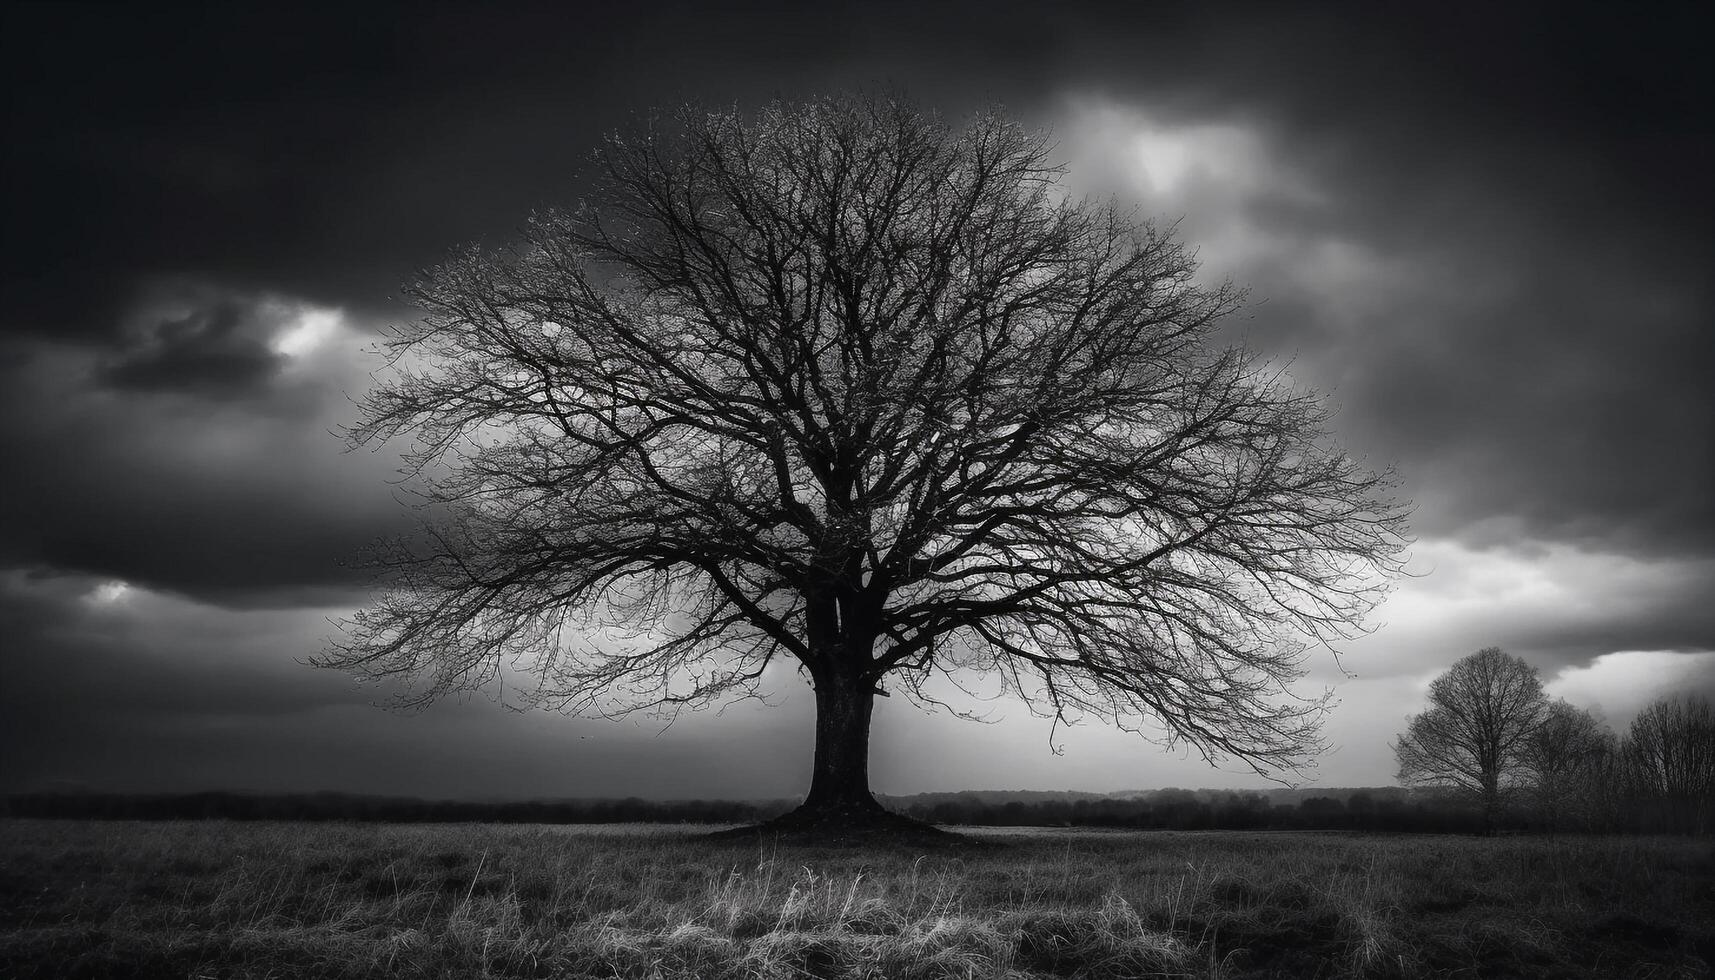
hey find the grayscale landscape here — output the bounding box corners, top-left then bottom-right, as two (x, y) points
(3, 3), (1710, 978)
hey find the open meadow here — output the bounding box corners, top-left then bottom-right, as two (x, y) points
(2, 820), (1710, 979)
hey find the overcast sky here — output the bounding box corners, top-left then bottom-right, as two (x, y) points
(3, 2), (1710, 800)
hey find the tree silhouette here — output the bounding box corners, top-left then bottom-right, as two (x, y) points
(1624, 694), (1715, 834)
(1519, 699), (1613, 829)
(317, 94), (1409, 835)
(1394, 647), (1546, 830)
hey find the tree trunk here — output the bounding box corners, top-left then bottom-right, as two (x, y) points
(1481, 772), (1501, 834)
(801, 662), (882, 816)
(703, 595), (963, 845)
(703, 625), (966, 846)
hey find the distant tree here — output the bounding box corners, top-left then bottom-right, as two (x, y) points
(1345, 789), (1376, 827)
(1208, 789), (1268, 829)
(1519, 699), (1613, 830)
(317, 93), (1409, 836)
(1623, 694), (1715, 834)
(1299, 796), (1346, 827)
(1393, 647), (1547, 830)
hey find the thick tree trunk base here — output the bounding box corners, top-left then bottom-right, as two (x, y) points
(703, 799), (991, 850)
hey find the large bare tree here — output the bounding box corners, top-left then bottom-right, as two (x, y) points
(1394, 647), (1547, 829)
(318, 94), (1409, 833)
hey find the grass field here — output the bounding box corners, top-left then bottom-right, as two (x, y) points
(2, 820), (1710, 978)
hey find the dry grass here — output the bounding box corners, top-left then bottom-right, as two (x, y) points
(1, 820), (1710, 978)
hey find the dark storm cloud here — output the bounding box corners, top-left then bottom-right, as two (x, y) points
(6, 1), (1705, 341)
(99, 298), (283, 396)
(3, 0), (1706, 587)
(0, 0), (1079, 609)
(1218, 4), (1715, 557)
(1, 0), (1705, 612)
(1044, 4), (1715, 559)
(0, 298), (415, 607)
(1229, 196), (1713, 557)
(1, 1), (972, 344)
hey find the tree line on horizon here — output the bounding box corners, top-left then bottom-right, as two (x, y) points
(1395, 647), (1713, 836)
(5, 757), (1707, 834)
(0, 785), (1478, 831)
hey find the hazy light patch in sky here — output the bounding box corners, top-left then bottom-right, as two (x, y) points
(270, 307), (344, 358)
(1059, 96), (1276, 195)
(1054, 94), (1323, 281)
(1128, 122), (1259, 196)
(1547, 650), (1715, 728)
(86, 580), (132, 606)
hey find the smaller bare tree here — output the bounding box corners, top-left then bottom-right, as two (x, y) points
(1624, 694), (1715, 834)
(1394, 647), (1547, 830)
(1520, 699), (1613, 830)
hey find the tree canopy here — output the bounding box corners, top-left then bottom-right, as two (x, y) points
(318, 94), (1410, 827)
(1394, 647), (1547, 826)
